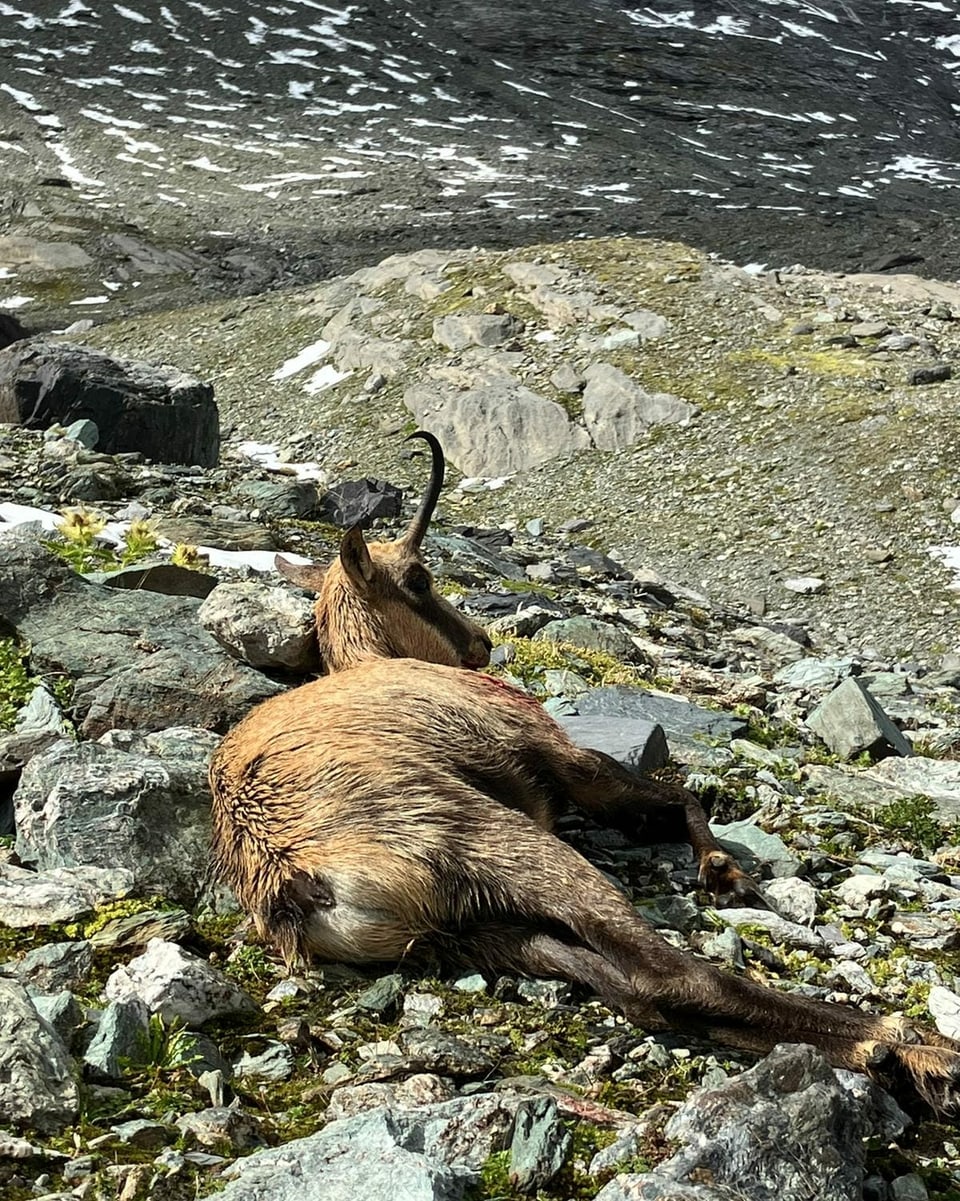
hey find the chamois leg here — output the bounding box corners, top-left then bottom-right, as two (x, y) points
(556, 745), (764, 904)
(428, 922), (666, 1028)
(450, 801), (960, 1114)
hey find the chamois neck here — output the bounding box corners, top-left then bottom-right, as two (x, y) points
(316, 580), (394, 673)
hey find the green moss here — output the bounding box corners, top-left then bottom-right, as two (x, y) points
(727, 345), (880, 381)
(222, 943), (279, 1002)
(62, 897), (174, 940)
(498, 578), (560, 600)
(473, 1149), (517, 1200)
(495, 636), (645, 691)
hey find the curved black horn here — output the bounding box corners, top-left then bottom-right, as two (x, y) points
(402, 430), (445, 549)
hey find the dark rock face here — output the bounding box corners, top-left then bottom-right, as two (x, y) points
(0, 312), (29, 350)
(318, 477), (404, 529)
(0, 339), (219, 467)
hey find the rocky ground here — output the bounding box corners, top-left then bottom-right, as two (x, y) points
(3, 3), (960, 1191)
(22, 235), (957, 666)
(0, 396), (959, 1198)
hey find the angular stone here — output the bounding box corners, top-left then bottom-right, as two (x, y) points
(0, 548), (282, 735)
(64, 418), (99, 449)
(0, 979), (79, 1132)
(653, 1044), (879, 1201)
(581, 363), (697, 451)
(908, 363), (951, 386)
(155, 516), (278, 551)
(773, 657), (858, 691)
(864, 758), (960, 819)
(232, 478), (320, 519)
(0, 862), (134, 928)
(595, 1176), (738, 1200)
(0, 940), (94, 993)
(575, 685), (747, 742)
(110, 1119), (172, 1149)
(509, 1096), (571, 1191)
(198, 581), (317, 671)
(556, 715), (669, 775)
(84, 998), (151, 1081)
(31, 990), (84, 1048)
(215, 1094), (521, 1201)
(105, 939), (257, 1025)
(762, 877), (818, 925)
(176, 1106), (267, 1153)
(79, 645), (282, 738)
(533, 616), (643, 663)
(433, 313), (522, 350)
(234, 1042), (295, 1083)
(318, 477), (403, 529)
(549, 363), (584, 393)
(622, 309), (671, 339)
(928, 985), (960, 1041)
(711, 821), (802, 879)
(404, 378), (589, 476)
(0, 535), (81, 623)
(326, 1076), (454, 1122)
(14, 728), (220, 906)
(86, 562), (218, 600)
(716, 909), (822, 949)
(357, 973), (405, 1014)
(0, 339), (219, 467)
(806, 677), (913, 760)
(0, 683), (72, 784)
(0, 235), (92, 272)
(0, 310), (30, 349)
(398, 1027), (501, 1077)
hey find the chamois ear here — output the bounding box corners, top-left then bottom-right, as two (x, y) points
(275, 555), (328, 592)
(339, 525), (375, 587)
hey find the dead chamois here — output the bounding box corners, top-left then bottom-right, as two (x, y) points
(210, 432), (960, 1114)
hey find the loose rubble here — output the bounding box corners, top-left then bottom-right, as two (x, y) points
(1, 241), (960, 1200)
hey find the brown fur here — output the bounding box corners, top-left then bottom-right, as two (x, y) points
(211, 435), (960, 1115)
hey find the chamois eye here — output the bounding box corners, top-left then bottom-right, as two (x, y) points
(406, 571), (431, 595)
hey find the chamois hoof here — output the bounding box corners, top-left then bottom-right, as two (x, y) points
(866, 1040), (960, 1117)
(698, 850), (769, 910)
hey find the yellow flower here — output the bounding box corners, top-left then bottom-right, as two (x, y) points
(171, 543), (206, 568)
(56, 508), (107, 544)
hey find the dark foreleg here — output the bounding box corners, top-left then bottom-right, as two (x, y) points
(556, 746), (765, 904)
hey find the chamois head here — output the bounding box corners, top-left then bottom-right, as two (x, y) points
(276, 431), (493, 673)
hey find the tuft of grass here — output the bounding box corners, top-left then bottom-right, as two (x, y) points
(872, 794), (959, 854)
(0, 637), (36, 729)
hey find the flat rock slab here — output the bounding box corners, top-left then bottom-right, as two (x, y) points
(573, 685), (747, 742)
(1, 538), (281, 735)
(0, 862), (134, 928)
(216, 1094), (524, 1201)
